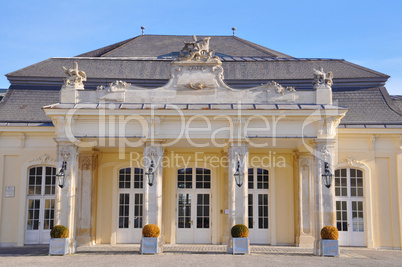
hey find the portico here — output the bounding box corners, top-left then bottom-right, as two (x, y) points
(41, 36), (347, 254)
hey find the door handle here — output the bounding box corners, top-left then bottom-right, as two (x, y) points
(189, 220), (193, 224)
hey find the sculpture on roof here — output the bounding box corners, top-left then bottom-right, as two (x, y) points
(62, 61), (87, 88)
(313, 67), (333, 87)
(179, 35), (218, 62)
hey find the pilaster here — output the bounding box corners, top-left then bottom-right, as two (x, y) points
(54, 139), (78, 253)
(313, 139), (336, 255)
(228, 143), (248, 228)
(296, 153), (315, 247)
(75, 149), (98, 245)
(143, 143), (164, 230)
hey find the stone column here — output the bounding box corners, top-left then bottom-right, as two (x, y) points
(228, 144), (248, 227)
(296, 154), (315, 247)
(54, 139), (78, 253)
(75, 149), (98, 245)
(313, 139), (336, 255)
(143, 143), (164, 230)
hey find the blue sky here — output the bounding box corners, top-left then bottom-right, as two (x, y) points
(1, 0), (401, 94)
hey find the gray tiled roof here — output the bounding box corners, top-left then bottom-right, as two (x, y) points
(1, 86), (401, 125)
(0, 86), (59, 123)
(7, 57), (387, 84)
(77, 35), (292, 58)
(334, 87), (402, 124)
(391, 95), (402, 110)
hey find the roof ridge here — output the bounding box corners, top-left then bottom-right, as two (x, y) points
(232, 36), (292, 58)
(76, 36), (138, 57)
(101, 35), (144, 57)
(341, 60), (389, 78)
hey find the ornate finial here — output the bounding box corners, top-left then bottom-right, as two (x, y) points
(141, 26), (145, 35)
(232, 27), (237, 36)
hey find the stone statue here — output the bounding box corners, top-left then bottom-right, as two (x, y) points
(313, 67), (333, 87)
(62, 62), (87, 87)
(179, 35), (217, 61)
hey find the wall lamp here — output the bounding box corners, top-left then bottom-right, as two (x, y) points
(145, 160), (155, 186)
(322, 162), (333, 188)
(56, 161), (67, 188)
(233, 160), (244, 187)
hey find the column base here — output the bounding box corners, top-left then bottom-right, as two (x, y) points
(296, 235), (314, 248)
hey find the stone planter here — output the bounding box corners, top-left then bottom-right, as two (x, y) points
(319, 239), (339, 257)
(140, 237), (161, 254)
(49, 238), (69, 256)
(227, 237), (250, 254)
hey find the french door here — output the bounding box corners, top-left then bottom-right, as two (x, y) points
(116, 167), (144, 243)
(248, 168), (270, 244)
(25, 166), (56, 244)
(176, 168), (211, 244)
(335, 168), (366, 246)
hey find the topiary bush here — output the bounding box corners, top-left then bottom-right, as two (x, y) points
(321, 226), (339, 240)
(231, 224), (249, 238)
(142, 224), (160, 238)
(50, 225), (69, 238)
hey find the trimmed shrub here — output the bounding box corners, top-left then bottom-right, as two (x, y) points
(231, 224), (249, 238)
(142, 224), (160, 238)
(50, 225), (69, 238)
(321, 226), (339, 240)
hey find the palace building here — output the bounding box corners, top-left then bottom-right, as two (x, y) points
(0, 35), (401, 254)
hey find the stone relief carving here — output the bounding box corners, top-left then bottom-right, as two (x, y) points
(108, 80), (130, 92)
(144, 145), (164, 170)
(179, 35), (219, 62)
(60, 148), (71, 162)
(228, 145), (248, 173)
(97, 80), (130, 102)
(29, 154), (56, 164)
(313, 67), (333, 87)
(320, 145), (332, 162)
(300, 159), (311, 171)
(62, 62), (86, 88)
(183, 82), (212, 90)
(80, 155), (92, 170)
(341, 155), (364, 166)
(271, 81), (296, 95)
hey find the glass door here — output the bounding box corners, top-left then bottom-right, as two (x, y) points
(25, 166), (56, 244)
(335, 168), (366, 246)
(248, 168), (270, 244)
(176, 168), (211, 244)
(116, 167), (144, 243)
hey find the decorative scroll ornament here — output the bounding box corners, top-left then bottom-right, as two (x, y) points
(29, 154), (56, 164)
(62, 62), (86, 87)
(313, 67), (333, 87)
